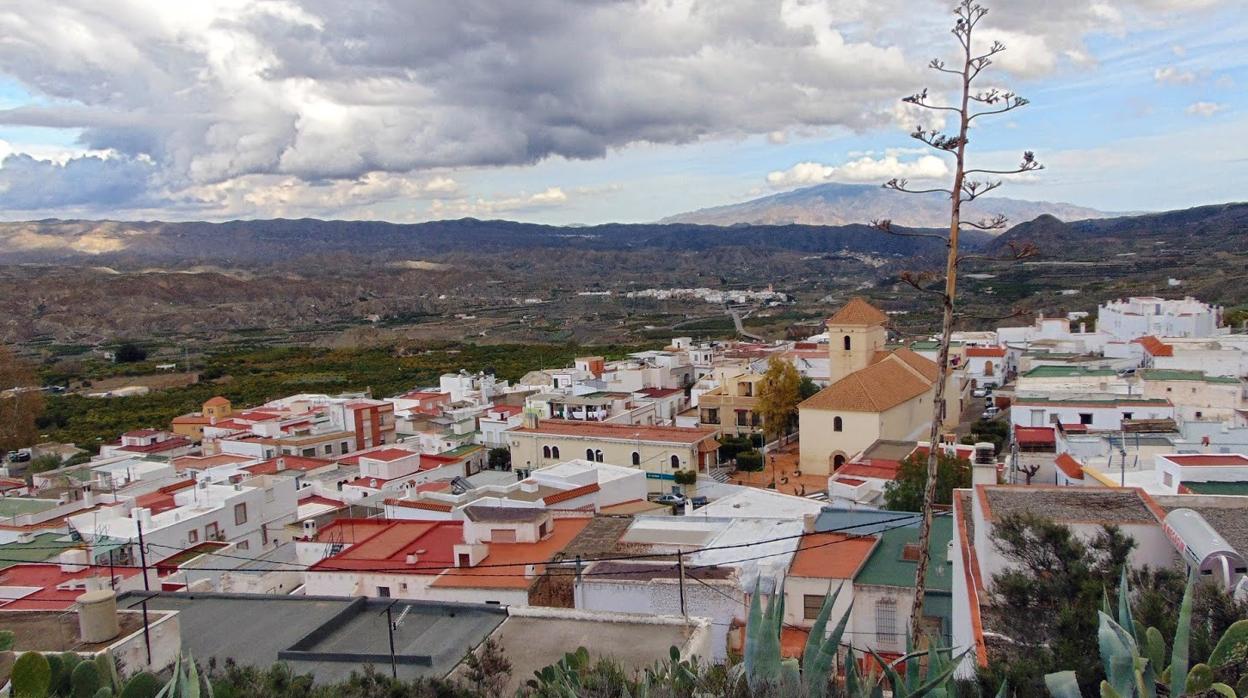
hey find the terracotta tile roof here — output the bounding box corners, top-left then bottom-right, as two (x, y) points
(1055, 453), (1084, 480)
(310, 520), (463, 574)
(360, 448), (420, 462)
(204, 396), (230, 406)
(835, 462), (901, 480)
(827, 298), (889, 327)
(1014, 426), (1056, 445)
(966, 346), (1007, 358)
(835, 477), (866, 486)
(789, 533), (877, 578)
(1134, 336), (1174, 357)
(386, 498), (453, 512)
(511, 419), (717, 444)
(1164, 454), (1248, 467)
(117, 436), (192, 454)
(542, 483), (600, 506)
(799, 358), (932, 413)
(887, 348), (940, 382)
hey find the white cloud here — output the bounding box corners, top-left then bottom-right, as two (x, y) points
(766, 153), (949, 188)
(428, 186), (574, 218)
(1185, 101), (1225, 117)
(1154, 66), (1196, 84)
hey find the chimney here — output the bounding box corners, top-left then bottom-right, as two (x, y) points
(77, 590), (121, 644)
(802, 513), (817, 534)
(405, 553), (419, 565)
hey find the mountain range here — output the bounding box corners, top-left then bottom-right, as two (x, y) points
(660, 182), (1115, 228)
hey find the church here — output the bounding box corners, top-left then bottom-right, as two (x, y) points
(797, 298), (958, 475)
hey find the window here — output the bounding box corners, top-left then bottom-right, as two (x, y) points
(803, 594), (826, 621)
(543, 446), (552, 459)
(701, 408), (719, 424)
(551, 446), (560, 459)
(205, 522), (219, 540)
(188, 529), (199, 544)
(377, 586), (391, 598)
(632, 451), (641, 466)
(302, 448), (316, 457)
(736, 410), (750, 427)
(1122, 412), (1133, 421)
(324, 445), (333, 455)
(875, 598), (898, 645)
(237, 540), (249, 551)
(1079, 413), (1094, 425)
(492, 528), (517, 543)
(594, 449), (604, 463)
(1195, 411), (1203, 419)
(670, 455), (680, 468)
(587, 448), (595, 460)
(843, 335), (852, 351)
(833, 416), (843, 432)
(833, 454), (846, 468)
(234, 503), (248, 526)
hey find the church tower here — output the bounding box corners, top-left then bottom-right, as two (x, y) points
(826, 298), (888, 382)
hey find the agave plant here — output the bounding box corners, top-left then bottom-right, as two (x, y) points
(1045, 567), (1248, 697)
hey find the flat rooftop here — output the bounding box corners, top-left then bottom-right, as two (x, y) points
(122, 592), (504, 683)
(980, 486), (1160, 525)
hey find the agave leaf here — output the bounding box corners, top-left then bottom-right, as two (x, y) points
(802, 584), (842, 677)
(1044, 671), (1082, 698)
(780, 658), (801, 698)
(845, 649), (860, 698)
(1170, 570), (1196, 698)
(806, 601), (853, 698)
(744, 576), (764, 683)
(1117, 566), (1135, 641)
(1100, 680), (1122, 698)
(1098, 611), (1137, 698)
(907, 650), (971, 698)
(866, 648), (904, 696)
(904, 635), (920, 695)
(995, 680), (1010, 698)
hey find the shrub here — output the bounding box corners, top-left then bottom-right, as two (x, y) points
(736, 449), (764, 470)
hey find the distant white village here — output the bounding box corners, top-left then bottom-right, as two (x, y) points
(3, 294), (1247, 680)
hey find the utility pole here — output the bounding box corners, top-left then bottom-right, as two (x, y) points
(136, 521), (152, 666)
(386, 603), (398, 679)
(677, 551), (687, 617)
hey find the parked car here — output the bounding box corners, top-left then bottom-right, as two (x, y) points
(689, 496), (709, 509)
(5, 450), (31, 463)
(653, 493), (686, 505)
(981, 406), (1000, 419)
(971, 388), (988, 398)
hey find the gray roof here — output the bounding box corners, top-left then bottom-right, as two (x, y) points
(462, 505), (548, 523)
(982, 487), (1158, 524)
(584, 561), (735, 582)
(120, 592), (504, 683)
(814, 508), (922, 535)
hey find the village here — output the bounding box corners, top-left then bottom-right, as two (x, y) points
(2, 294), (1246, 687)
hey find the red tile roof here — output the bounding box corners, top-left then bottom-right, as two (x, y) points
(204, 396), (230, 406)
(827, 298), (889, 326)
(117, 436), (192, 454)
(1014, 426), (1056, 445)
(0, 563), (141, 610)
(1164, 454), (1248, 467)
(360, 448), (420, 462)
(638, 387), (684, 398)
(309, 520), (464, 574)
(1134, 336), (1174, 357)
(789, 533), (877, 578)
(966, 346), (1007, 358)
(385, 498), (453, 513)
(542, 482), (601, 506)
(835, 462), (900, 480)
(244, 455), (334, 475)
(1055, 453), (1084, 480)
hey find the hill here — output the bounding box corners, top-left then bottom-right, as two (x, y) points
(661, 182), (1114, 228)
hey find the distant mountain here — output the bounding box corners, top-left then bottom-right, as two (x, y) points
(0, 217), (976, 267)
(661, 182), (1115, 228)
(989, 201), (1248, 256)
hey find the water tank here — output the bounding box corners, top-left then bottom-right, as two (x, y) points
(77, 589), (121, 644)
(1163, 508), (1247, 590)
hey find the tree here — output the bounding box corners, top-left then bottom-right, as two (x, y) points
(487, 447), (511, 470)
(114, 342), (148, 363)
(798, 376), (820, 401)
(460, 637), (512, 698)
(875, 0), (1042, 646)
(0, 345), (43, 454)
(978, 513), (1134, 695)
(755, 356), (801, 443)
(882, 449), (971, 512)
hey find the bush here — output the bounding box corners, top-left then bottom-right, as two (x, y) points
(114, 343), (148, 363)
(487, 447), (511, 470)
(736, 449), (764, 470)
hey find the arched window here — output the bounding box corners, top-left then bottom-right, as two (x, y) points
(594, 449), (604, 463)
(670, 454), (680, 468)
(551, 446), (560, 459)
(631, 451), (641, 466)
(833, 454), (846, 468)
(586, 448), (595, 461)
(843, 335), (852, 351)
(833, 416), (843, 432)
(542, 446), (552, 459)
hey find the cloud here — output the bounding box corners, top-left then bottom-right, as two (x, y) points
(0, 0), (1233, 216)
(1154, 66), (1196, 84)
(0, 153), (154, 209)
(1185, 101), (1225, 117)
(766, 153), (949, 188)
(428, 187), (572, 218)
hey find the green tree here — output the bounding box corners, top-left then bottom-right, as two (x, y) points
(487, 447), (511, 470)
(977, 513), (1135, 695)
(798, 376), (820, 401)
(0, 345), (43, 454)
(882, 450), (971, 512)
(755, 356), (801, 442)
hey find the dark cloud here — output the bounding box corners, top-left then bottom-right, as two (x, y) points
(0, 154), (154, 209)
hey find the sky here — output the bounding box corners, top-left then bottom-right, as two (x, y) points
(0, 0), (1243, 224)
